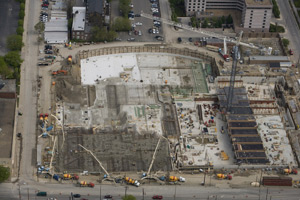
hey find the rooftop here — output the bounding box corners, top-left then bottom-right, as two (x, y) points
(245, 0), (272, 6)
(72, 7), (86, 31)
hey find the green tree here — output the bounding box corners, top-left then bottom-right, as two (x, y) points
(106, 30), (117, 41)
(18, 19), (24, 27)
(171, 12), (178, 22)
(226, 14), (233, 24)
(0, 57), (12, 78)
(113, 17), (131, 31)
(0, 166), (10, 183)
(4, 51), (23, 68)
(19, 10), (25, 19)
(34, 22), (45, 34)
(190, 16), (197, 27)
(221, 16), (226, 24)
(16, 26), (24, 35)
(282, 38), (289, 48)
(6, 35), (24, 51)
(122, 195), (136, 200)
(91, 27), (116, 42)
(272, 0), (280, 18)
(20, 3), (25, 10)
(119, 0), (131, 17)
(202, 18), (208, 28)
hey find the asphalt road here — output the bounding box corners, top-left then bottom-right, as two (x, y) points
(17, 0), (40, 183)
(0, 0), (20, 55)
(2, 182), (300, 200)
(277, 0), (300, 62)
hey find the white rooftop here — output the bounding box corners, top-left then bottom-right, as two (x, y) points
(72, 7), (86, 31)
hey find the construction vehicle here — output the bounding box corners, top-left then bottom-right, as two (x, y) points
(77, 181), (95, 188)
(39, 113), (49, 121)
(52, 70), (67, 76)
(283, 169), (298, 175)
(78, 144), (116, 183)
(67, 55), (72, 64)
(169, 176), (186, 182)
(63, 173), (79, 180)
(216, 174), (232, 180)
(125, 177), (140, 187)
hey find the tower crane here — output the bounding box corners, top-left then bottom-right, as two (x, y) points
(140, 12), (261, 113)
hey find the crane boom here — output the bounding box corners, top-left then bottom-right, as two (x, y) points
(147, 137), (162, 175)
(78, 144), (110, 177)
(227, 31), (243, 113)
(140, 12), (261, 50)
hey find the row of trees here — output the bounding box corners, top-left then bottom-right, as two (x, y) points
(272, 0), (280, 18)
(0, 0), (25, 80)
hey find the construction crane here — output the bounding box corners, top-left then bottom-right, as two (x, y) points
(140, 13), (259, 113)
(140, 12), (265, 51)
(142, 135), (169, 180)
(78, 144), (115, 182)
(226, 31), (243, 113)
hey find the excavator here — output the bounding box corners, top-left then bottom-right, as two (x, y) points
(52, 70), (67, 76)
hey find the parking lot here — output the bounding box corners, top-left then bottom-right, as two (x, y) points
(117, 0), (164, 42)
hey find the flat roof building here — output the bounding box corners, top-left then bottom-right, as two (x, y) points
(185, 0), (272, 32)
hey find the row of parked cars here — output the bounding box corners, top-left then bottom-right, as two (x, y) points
(40, 0), (49, 23)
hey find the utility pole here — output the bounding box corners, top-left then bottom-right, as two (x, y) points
(27, 188), (29, 200)
(99, 185), (101, 200)
(265, 188), (269, 200)
(174, 184), (177, 200)
(125, 186), (128, 198)
(142, 188), (145, 200)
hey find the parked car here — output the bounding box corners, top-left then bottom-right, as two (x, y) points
(188, 37), (193, 42)
(155, 36), (164, 41)
(45, 50), (53, 54)
(127, 38), (135, 41)
(135, 14), (141, 17)
(104, 195), (113, 198)
(45, 45), (52, 50)
(177, 37), (182, 43)
(135, 22), (142, 26)
(138, 30), (142, 36)
(73, 194), (81, 198)
(289, 49), (294, 55)
(129, 3), (133, 8)
(148, 28), (153, 33)
(152, 195), (163, 199)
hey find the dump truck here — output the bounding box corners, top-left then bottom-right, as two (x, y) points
(283, 169), (298, 175)
(216, 174), (232, 180)
(125, 177), (140, 187)
(169, 176), (185, 182)
(78, 181), (95, 188)
(63, 174), (79, 180)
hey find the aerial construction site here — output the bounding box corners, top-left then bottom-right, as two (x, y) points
(36, 32), (300, 187)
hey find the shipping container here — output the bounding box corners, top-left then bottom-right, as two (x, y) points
(262, 177), (292, 186)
